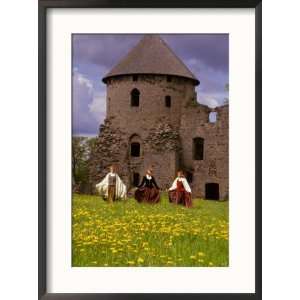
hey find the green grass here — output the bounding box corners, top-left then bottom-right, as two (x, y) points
(72, 193), (229, 267)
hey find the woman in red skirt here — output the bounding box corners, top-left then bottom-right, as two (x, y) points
(168, 171), (192, 208)
(135, 169), (160, 204)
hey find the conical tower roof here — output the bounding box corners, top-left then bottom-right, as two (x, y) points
(102, 35), (199, 85)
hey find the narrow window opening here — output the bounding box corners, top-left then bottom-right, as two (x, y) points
(165, 95), (171, 107)
(133, 75), (138, 81)
(131, 88), (140, 107)
(193, 137), (204, 160)
(209, 111), (218, 123)
(167, 75), (172, 82)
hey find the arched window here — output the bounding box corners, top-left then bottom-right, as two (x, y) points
(131, 88), (140, 107)
(193, 137), (204, 160)
(129, 134), (142, 158)
(131, 142), (140, 157)
(165, 95), (171, 107)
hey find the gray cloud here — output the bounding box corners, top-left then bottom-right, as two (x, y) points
(72, 69), (105, 135)
(72, 34), (229, 135)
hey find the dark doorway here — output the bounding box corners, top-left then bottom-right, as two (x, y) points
(205, 183), (220, 200)
(186, 171), (193, 184)
(133, 173), (140, 187)
(130, 142), (140, 157)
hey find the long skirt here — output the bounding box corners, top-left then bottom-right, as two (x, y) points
(107, 185), (116, 203)
(168, 190), (192, 208)
(135, 187), (160, 204)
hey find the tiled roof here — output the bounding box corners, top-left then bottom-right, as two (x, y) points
(102, 35), (199, 85)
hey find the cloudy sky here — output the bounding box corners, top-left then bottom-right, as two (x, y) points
(72, 34), (229, 136)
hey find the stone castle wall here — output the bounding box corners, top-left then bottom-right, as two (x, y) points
(179, 105), (229, 199)
(89, 74), (229, 200)
(106, 74), (196, 131)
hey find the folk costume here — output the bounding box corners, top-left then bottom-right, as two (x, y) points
(135, 174), (160, 204)
(96, 172), (127, 202)
(168, 176), (192, 208)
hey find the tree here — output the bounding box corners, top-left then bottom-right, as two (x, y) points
(72, 136), (96, 193)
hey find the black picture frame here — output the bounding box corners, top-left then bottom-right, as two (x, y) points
(39, 1), (262, 299)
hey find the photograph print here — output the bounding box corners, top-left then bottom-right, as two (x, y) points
(72, 34), (229, 267)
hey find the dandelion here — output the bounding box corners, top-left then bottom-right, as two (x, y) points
(137, 257), (144, 263)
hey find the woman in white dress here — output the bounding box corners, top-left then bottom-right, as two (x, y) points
(95, 165), (127, 202)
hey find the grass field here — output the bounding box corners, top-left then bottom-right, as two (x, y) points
(72, 193), (229, 267)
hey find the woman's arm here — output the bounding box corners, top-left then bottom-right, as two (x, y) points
(169, 178), (177, 191)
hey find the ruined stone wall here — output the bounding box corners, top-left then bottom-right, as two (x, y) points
(179, 104), (229, 199)
(89, 73), (228, 199)
(88, 118), (130, 192)
(89, 118), (180, 192)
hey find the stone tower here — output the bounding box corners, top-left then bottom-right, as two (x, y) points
(89, 35), (229, 199)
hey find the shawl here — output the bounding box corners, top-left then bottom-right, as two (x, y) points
(169, 177), (192, 193)
(95, 173), (127, 200)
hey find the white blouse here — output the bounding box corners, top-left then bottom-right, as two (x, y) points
(169, 177), (191, 193)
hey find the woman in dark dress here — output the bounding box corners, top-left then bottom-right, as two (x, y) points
(134, 169), (160, 203)
(168, 170), (192, 208)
